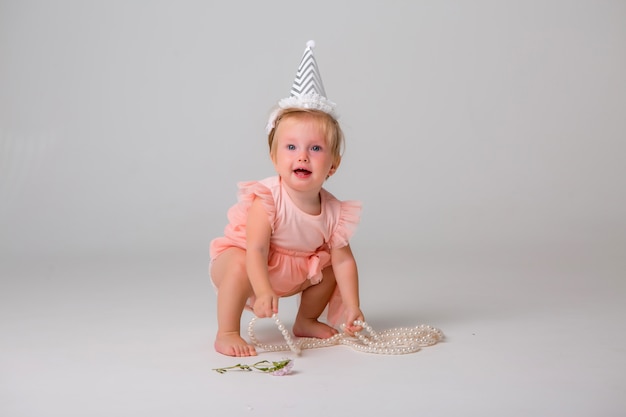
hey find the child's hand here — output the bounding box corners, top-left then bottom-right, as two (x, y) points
(253, 292), (279, 318)
(343, 306), (365, 336)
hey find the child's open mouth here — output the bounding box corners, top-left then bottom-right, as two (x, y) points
(294, 168), (312, 178)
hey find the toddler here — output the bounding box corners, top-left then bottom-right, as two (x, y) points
(210, 41), (364, 357)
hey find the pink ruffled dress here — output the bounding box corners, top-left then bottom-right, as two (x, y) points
(210, 176), (361, 326)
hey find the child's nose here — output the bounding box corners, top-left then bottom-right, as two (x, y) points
(298, 152), (309, 162)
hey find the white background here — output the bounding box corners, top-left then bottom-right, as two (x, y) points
(1, 1), (625, 416)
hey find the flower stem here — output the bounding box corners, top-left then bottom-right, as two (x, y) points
(213, 358), (293, 375)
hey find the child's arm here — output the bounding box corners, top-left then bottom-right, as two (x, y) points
(330, 244), (364, 334)
(246, 197), (277, 318)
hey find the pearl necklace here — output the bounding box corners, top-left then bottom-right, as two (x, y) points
(248, 315), (444, 355)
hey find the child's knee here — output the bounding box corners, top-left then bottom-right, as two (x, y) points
(211, 249), (248, 288)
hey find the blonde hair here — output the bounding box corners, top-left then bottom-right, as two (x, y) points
(268, 108), (344, 171)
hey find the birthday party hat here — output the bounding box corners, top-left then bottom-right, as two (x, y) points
(290, 40), (327, 98)
(267, 40), (337, 132)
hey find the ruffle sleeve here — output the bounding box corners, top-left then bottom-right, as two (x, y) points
(327, 200), (362, 249)
(233, 181), (277, 230)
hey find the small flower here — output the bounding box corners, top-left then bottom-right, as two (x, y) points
(213, 358), (294, 376)
(270, 359), (294, 376)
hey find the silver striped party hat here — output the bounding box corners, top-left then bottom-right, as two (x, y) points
(267, 40), (337, 132)
(290, 40), (327, 98)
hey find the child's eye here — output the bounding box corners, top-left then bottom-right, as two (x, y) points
(311, 145), (322, 152)
(287, 144), (296, 150)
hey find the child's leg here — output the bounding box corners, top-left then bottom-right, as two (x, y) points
(293, 266), (339, 339)
(211, 247), (257, 357)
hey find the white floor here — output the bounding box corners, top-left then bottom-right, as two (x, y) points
(1, 243), (624, 417)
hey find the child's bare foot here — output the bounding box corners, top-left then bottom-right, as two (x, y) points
(293, 318), (338, 339)
(215, 332), (257, 357)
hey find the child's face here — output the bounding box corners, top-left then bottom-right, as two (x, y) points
(272, 115), (336, 194)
